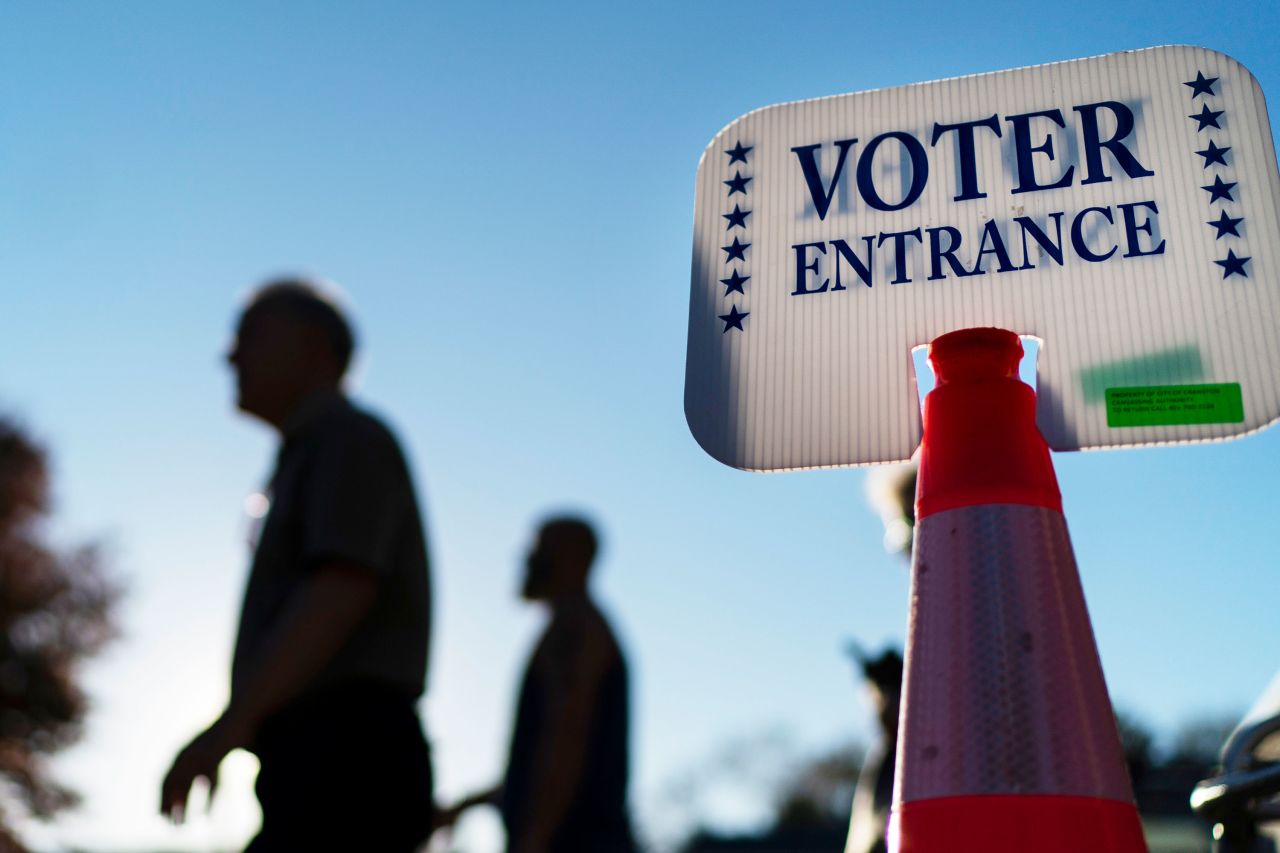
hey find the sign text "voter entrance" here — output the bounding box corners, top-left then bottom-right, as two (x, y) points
(791, 100), (1165, 294)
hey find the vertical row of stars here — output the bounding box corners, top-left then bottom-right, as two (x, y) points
(1185, 71), (1250, 279)
(719, 141), (752, 332)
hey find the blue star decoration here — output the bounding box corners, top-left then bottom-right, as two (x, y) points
(1207, 210), (1244, 239)
(1188, 104), (1225, 131)
(722, 236), (750, 262)
(719, 305), (749, 333)
(1196, 140), (1231, 168)
(722, 204), (751, 230)
(1214, 249), (1250, 279)
(720, 269), (749, 295)
(724, 171), (752, 196)
(1184, 72), (1219, 98)
(725, 142), (752, 165)
(1201, 175), (1237, 203)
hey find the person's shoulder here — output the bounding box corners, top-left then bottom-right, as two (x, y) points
(319, 396), (400, 444)
(550, 600), (620, 657)
(592, 604), (625, 659)
(312, 397), (409, 468)
(342, 396), (397, 435)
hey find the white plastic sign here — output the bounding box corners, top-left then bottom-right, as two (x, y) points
(684, 46), (1280, 470)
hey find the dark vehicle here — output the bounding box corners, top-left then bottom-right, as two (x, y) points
(1192, 673), (1280, 852)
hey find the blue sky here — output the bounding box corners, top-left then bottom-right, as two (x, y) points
(2, 2), (1278, 850)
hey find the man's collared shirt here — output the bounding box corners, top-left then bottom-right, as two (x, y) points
(231, 392), (431, 704)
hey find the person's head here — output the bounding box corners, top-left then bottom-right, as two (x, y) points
(521, 516), (599, 602)
(226, 278), (356, 428)
(862, 648), (904, 736)
(847, 643), (904, 737)
(865, 461), (918, 558)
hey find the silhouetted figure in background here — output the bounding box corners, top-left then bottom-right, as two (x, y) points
(844, 647), (903, 853)
(160, 279), (434, 852)
(845, 462), (916, 853)
(441, 517), (636, 853)
(864, 461), (918, 558)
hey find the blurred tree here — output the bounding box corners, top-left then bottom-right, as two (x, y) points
(1147, 714), (1241, 818)
(1170, 714), (1239, 768)
(0, 417), (117, 851)
(1117, 708), (1240, 818)
(1117, 708), (1157, 794)
(772, 742), (862, 831)
(679, 740), (862, 852)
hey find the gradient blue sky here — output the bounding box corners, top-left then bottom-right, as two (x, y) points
(2, 2), (1278, 851)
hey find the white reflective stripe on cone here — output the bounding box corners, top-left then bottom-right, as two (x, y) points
(894, 503), (1134, 805)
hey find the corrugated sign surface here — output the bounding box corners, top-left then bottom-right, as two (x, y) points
(684, 46), (1280, 470)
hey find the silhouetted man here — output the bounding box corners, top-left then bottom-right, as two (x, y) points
(160, 279), (434, 852)
(441, 517), (636, 853)
(844, 647), (903, 853)
(847, 463), (914, 851)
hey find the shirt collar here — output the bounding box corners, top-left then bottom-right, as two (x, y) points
(280, 387), (347, 440)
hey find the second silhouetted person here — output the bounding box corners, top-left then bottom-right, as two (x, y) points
(441, 516), (636, 853)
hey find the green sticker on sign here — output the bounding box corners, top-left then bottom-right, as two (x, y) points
(1105, 384), (1244, 428)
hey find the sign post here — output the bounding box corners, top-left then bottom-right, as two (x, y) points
(683, 46), (1280, 852)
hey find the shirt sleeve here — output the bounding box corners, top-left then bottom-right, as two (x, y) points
(301, 419), (405, 577)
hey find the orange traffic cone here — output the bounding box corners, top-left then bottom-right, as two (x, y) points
(888, 328), (1147, 852)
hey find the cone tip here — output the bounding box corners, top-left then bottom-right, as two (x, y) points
(929, 328), (1023, 385)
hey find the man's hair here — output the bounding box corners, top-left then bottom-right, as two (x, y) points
(541, 516), (600, 569)
(245, 278), (357, 375)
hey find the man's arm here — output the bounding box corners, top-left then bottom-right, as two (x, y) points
(510, 612), (611, 853)
(160, 560), (378, 821)
(433, 784), (503, 834)
(221, 560), (379, 732)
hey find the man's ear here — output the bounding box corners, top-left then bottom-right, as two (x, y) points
(302, 325), (343, 379)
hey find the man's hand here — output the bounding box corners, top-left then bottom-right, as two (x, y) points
(159, 563), (376, 827)
(159, 715), (250, 822)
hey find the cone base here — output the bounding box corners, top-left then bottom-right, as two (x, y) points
(889, 794), (1148, 853)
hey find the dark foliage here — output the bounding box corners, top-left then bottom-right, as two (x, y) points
(681, 743), (860, 852)
(678, 711), (1235, 851)
(0, 418), (117, 850)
